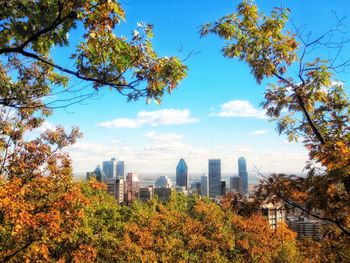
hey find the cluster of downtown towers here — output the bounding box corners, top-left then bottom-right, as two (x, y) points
(177, 157), (249, 197)
(95, 157), (248, 199)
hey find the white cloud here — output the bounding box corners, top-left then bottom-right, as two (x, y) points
(249, 129), (268, 136)
(216, 100), (267, 119)
(232, 145), (253, 154)
(143, 131), (192, 157)
(144, 131), (184, 142)
(100, 118), (140, 128)
(98, 109), (199, 128)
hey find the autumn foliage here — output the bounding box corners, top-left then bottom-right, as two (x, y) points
(1, 0), (350, 261)
(0, 128), (90, 261)
(0, 1), (186, 260)
(72, 187), (300, 263)
(202, 0), (350, 260)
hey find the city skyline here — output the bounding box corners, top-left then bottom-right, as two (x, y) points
(93, 156), (258, 180)
(41, 0), (349, 175)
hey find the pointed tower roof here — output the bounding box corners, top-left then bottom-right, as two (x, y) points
(177, 158), (188, 169)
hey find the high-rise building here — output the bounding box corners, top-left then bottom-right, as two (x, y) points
(176, 159), (188, 190)
(86, 165), (106, 183)
(194, 182), (201, 195)
(103, 158), (117, 178)
(238, 157), (248, 195)
(200, 174), (209, 197)
(102, 158), (126, 179)
(125, 173), (140, 205)
(116, 161), (125, 179)
(208, 159), (221, 197)
(105, 177), (124, 204)
(230, 176), (243, 195)
(155, 176), (172, 188)
(221, 181), (226, 196)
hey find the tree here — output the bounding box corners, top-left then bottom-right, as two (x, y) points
(0, 1), (187, 260)
(0, 0), (188, 178)
(112, 193), (299, 262)
(201, 0), (349, 234)
(69, 179), (126, 262)
(0, 127), (93, 261)
(0, 0), (187, 107)
(201, 0), (350, 259)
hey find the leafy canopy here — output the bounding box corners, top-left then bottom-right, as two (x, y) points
(0, 1), (187, 261)
(0, 0), (187, 107)
(202, 0), (350, 258)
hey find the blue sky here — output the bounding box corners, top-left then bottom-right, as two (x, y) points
(44, 0), (350, 176)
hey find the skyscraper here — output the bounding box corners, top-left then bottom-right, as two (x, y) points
(103, 158), (117, 178)
(193, 182), (201, 195)
(126, 173), (140, 205)
(208, 159), (221, 197)
(230, 176), (243, 195)
(238, 157), (248, 195)
(176, 159), (188, 190)
(116, 160), (125, 179)
(221, 181), (226, 196)
(200, 174), (209, 197)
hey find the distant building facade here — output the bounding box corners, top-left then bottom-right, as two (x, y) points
(155, 176), (172, 188)
(102, 158), (126, 179)
(86, 165), (106, 183)
(230, 176), (243, 195)
(288, 217), (321, 240)
(175, 186), (187, 194)
(176, 159), (188, 190)
(103, 158), (117, 178)
(261, 203), (286, 229)
(208, 159), (221, 197)
(238, 157), (248, 195)
(126, 173), (140, 205)
(139, 186), (154, 202)
(221, 181), (226, 196)
(154, 188), (172, 202)
(116, 161), (125, 179)
(194, 182), (201, 195)
(105, 177), (124, 204)
(200, 174), (209, 197)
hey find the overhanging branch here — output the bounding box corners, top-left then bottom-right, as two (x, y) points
(272, 72), (326, 145)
